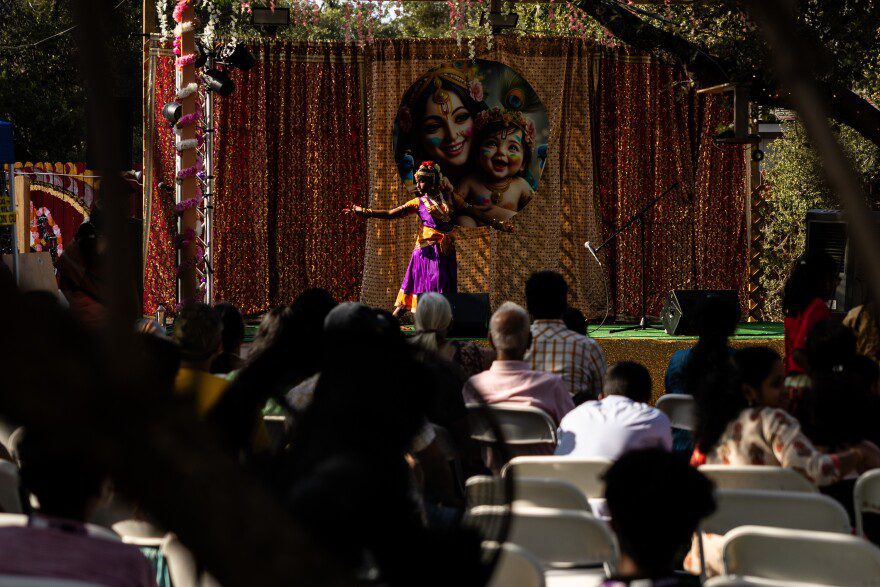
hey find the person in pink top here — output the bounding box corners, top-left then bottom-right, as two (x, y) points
(0, 433), (157, 587)
(464, 302), (575, 469)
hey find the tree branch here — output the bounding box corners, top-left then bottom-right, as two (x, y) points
(576, 0), (880, 147)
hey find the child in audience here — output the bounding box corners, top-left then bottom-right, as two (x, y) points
(602, 449), (714, 586)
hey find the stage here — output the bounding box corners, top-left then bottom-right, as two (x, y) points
(242, 322), (783, 402)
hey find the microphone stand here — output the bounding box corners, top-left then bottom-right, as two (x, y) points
(593, 182), (679, 333)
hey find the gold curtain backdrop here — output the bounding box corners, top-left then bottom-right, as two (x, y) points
(360, 37), (605, 315)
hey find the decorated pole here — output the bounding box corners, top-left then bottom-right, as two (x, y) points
(172, 0), (203, 306)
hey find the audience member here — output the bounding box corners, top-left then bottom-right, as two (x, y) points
(172, 302), (229, 415)
(844, 301), (880, 363)
(556, 361), (671, 459)
(692, 345), (880, 479)
(525, 271), (606, 402)
(562, 306), (588, 336)
(410, 293), (494, 379)
(464, 302), (574, 468)
(56, 208), (106, 330)
(407, 293), (489, 478)
(665, 294), (739, 453)
(603, 449), (714, 586)
(782, 251), (838, 393)
(283, 302), (483, 583)
(210, 302), (245, 375)
(0, 433), (157, 586)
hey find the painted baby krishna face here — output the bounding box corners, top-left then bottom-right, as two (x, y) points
(419, 93), (474, 168)
(478, 127), (525, 181)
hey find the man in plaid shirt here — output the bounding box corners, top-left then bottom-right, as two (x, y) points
(525, 271), (607, 403)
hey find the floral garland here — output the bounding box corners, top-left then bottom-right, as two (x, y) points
(29, 205), (64, 257)
(175, 111), (201, 130)
(177, 161), (203, 179)
(175, 137), (201, 152)
(176, 53), (198, 68)
(156, 0), (170, 39)
(176, 82), (198, 100)
(175, 195), (203, 214)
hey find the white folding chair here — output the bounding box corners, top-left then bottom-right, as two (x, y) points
(722, 525), (880, 586)
(467, 505), (617, 572)
(655, 394), (697, 430)
(466, 476), (591, 512)
(484, 542), (546, 587)
(703, 489), (851, 536)
(855, 468), (880, 538)
(467, 403), (557, 445)
(699, 465), (817, 494)
(502, 456), (612, 499)
(0, 460), (22, 514)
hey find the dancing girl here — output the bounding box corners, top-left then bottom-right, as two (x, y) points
(346, 160), (513, 317)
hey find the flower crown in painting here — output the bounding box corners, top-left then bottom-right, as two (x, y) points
(475, 107), (536, 148)
(414, 160), (442, 181)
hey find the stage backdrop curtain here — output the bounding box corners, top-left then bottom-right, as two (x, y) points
(592, 48), (748, 318)
(144, 49), (178, 315)
(360, 37), (604, 315)
(211, 41), (368, 314)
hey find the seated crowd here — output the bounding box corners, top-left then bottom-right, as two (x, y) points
(2, 255), (880, 587)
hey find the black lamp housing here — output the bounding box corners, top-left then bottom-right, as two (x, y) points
(162, 101), (182, 125)
(202, 69), (235, 97)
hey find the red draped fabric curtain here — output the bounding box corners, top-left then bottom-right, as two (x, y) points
(592, 49), (748, 318)
(144, 51), (178, 315)
(212, 41), (367, 315)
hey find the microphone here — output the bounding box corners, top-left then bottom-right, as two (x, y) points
(584, 241), (602, 267)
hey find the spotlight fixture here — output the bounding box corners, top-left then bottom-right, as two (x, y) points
(219, 42), (256, 71)
(194, 41), (211, 69)
(162, 101), (182, 125)
(202, 69), (235, 97)
(252, 6), (290, 28)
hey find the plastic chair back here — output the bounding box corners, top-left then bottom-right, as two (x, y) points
(855, 469), (880, 538)
(723, 525), (880, 585)
(467, 403), (557, 445)
(502, 456), (612, 499)
(703, 489), (851, 536)
(0, 460), (22, 513)
(655, 394), (697, 431)
(467, 505), (617, 570)
(466, 476), (590, 512)
(699, 465), (817, 494)
(484, 542), (546, 587)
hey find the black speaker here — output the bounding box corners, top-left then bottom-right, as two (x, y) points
(805, 209), (880, 314)
(443, 292), (490, 338)
(661, 290), (739, 336)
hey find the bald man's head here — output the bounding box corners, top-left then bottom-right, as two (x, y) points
(489, 302), (532, 359)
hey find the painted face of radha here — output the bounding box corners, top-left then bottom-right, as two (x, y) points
(419, 92), (474, 168)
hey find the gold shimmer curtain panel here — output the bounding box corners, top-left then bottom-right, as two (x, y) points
(359, 37), (605, 316)
(145, 37), (747, 318)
